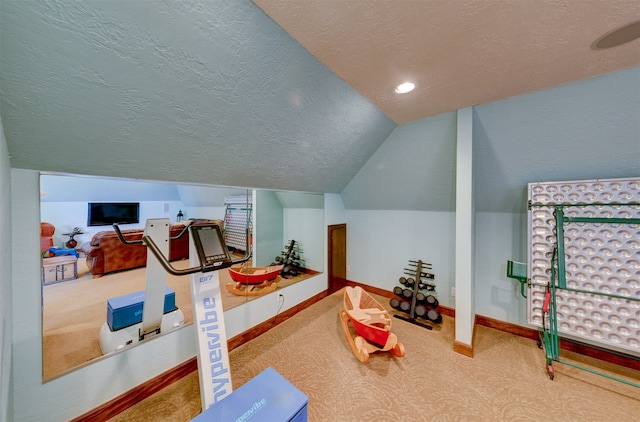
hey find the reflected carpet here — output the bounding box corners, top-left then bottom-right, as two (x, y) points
(42, 258), (311, 379)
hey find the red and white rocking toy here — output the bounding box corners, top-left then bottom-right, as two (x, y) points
(339, 286), (405, 362)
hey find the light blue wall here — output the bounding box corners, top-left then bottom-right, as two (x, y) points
(473, 66), (640, 214)
(345, 209), (456, 308)
(283, 208), (324, 272)
(254, 190), (325, 271)
(470, 67), (640, 323)
(255, 190), (284, 267)
(324, 194), (347, 227)
(474, 212), (528, 325)
(0, 114), (13, 421)
(341, 68), (640, 325)
(39, 175), (248, 248)
(40, 200), (186, 247)
(176, 185), (247, 208)
(275, 191), (324, 209)
(341, 67), (639, 215)
(40, 175), (181, 203)
(341, 112), (457, 211)
(184, 206), (226, 222)
(340, 109), (459, 310)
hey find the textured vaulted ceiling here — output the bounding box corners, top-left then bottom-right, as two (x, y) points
(254, 0), (640, 124)
(1, 0), (639, 204)
(0, 0), (395, 193)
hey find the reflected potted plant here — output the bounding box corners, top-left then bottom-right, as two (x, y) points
(66, 227), (84, 248)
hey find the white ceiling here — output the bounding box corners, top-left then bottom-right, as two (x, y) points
(254, 0), (640, 124)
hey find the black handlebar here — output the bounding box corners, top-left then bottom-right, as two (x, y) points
(113, 221), (251, 276)
(142, 226), (252, 276)
(112, 222), (190, 245)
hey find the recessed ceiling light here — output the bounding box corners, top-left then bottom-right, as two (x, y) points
(395, 82), (415, 94)
(592, 20), (640, 50)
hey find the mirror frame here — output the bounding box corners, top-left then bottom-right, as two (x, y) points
(39, 172), (324, 381)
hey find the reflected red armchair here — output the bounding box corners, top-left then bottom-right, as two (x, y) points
(41, 222), (55, 254)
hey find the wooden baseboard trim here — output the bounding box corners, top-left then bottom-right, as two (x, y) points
(475, 314), (538, 340)
(474, 314), (639, 370)
(453, 340), (474, 357)
(347, 280), (457, 318)
(75, 283), (638, 420)
(352, 281), (639, 370)
(72, 289), (329, 421)
(556, 338), (640, 371)
(227, 290), (329, 351)
(70, 357), (198, 422)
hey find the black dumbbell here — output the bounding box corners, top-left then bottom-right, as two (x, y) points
(399, 300), (411, 312)
(415, 304), (427, 318)
(390, 298), (401, 310)
(425, 295), (439, 308)
(426, 308), (442, 323)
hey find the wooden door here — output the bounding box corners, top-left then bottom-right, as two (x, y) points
(328, 223), (347, 293)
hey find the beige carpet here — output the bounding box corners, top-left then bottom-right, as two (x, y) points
(109, 290), (640, 422)
(42, 258), (312, 380)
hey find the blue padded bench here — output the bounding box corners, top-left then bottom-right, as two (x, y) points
(48, 247), (79, 258)
(192, 367), (308, 421)
(107, 287), (177, 331)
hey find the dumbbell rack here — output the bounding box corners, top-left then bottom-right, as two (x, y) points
(391, 259), (442, 330)
(271, 239), (305, 278)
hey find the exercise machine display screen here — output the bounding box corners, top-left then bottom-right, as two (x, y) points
(191, 224), (232, 270)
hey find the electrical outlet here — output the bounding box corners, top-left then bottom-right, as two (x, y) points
(451, 287), (456, 297)
(277, 293), (284, 303)
(346, 265), (350, 273)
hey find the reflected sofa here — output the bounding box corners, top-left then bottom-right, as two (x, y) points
(80, 224), (190, 278)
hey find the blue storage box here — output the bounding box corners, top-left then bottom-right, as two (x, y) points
(107, 287), (177, 331)
(192, 367), (308, 422)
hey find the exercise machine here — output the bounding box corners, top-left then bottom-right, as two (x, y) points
(508, 177), (639, 387)
(143, 220), (251, 410)
(99, 219), (189, 354)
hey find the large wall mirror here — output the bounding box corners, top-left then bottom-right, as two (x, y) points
(39, 173), (324, 381)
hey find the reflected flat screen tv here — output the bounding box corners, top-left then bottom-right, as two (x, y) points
(88, 202), (140, 226)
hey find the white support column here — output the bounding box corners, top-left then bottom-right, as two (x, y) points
(454, 107), (475, 357)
